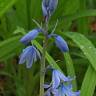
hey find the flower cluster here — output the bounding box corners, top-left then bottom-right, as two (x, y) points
(19, 28), (69, 68)
(19, 28), (41, 68)
(19, 0), (80, 95)
(44, 69), (80, 96)
(19, 0), (69, 68)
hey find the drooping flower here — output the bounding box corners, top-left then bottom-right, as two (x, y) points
(20, 28), (41, 45)
(52, 69), (72, 89)
(48, 34), (69, 52)
(44, 84), (58, 96)
(57, 83), (80, 96)
(55, 35), (69, 52)
(44, 68), (79, 96)
(44, 82), (80, 96)
(42, 0), (58, 20)
(44, 83), (80, 96)
(19, 46), (41, 68)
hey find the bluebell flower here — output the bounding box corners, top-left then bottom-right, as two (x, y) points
(44, 88), (59, 96)
(55, 35), (69, 52)
(52, 69), (72, 89)
(48, 34), (69, 52)
(42, 0), (58, 20)
(19, 46), (41, 68)
(57, 83), (80, 96)
(44, 69), (79, 96)
(20, 28), (41, 45)
(44, 83), (80, 96)
(44, 84), (58, 96)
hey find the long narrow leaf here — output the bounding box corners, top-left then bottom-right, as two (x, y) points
(80, 66), (96, 96)
(64, 32), (96, 71)
(63, 32), (96, 96)
(64, 53), (77, 90)
(0, 0), (16, 17)
(0, 36), (22, 60)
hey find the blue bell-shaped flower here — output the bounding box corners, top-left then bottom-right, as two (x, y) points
(20, 28), (41, 45)
(57, 84), (80, 96)
(52, 69), (72, 89)
(55, 35), (69, 52)
(19, 46), (41, 68)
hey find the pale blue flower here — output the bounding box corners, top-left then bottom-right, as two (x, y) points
(44, 69), (79, 96)
(55, 35), (69, 52)
(57, 83), (80, 96)
(44, 83), (80, 96)
(19, 46), (41, 68)
(52, 69), (72, 89)
(42, 0), (58, 20)
(44, 84), (51, 89)
(20, 28), (41, 45)
(48, 34), (69, 52)
(44, 84), (58, 96)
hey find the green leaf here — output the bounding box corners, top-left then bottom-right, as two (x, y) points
(64, 52), (77, 90)
(80, 66), (96, 96)
(30, 0), (41, 19)
(57, 9), (96, 31)
(64, 32), (96, 71)
(64, 9), (96, 21)
(52, 0), (79, 20)
(15, 0), (29, 29)
(62, 0), (79, 15)
(0, 36), (22, 60)
(63, 32), (96, 96)
(0, 0), (16, 17)
(5, 9), (19, 37)
(77, 0), (89, 34)
(29, 0), (42, 29)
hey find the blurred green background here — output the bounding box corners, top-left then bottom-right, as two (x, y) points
(0, 0), (96, 96)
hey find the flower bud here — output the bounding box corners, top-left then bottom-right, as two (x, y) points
(42, 0), (58, 20)
(55, 35), (69, 52)
(20, 28), (41, 45)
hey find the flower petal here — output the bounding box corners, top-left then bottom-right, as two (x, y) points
(44, 84), (51, 89)
(19, 46), (40, 68)
(55, 35), (69, 52)
(49, 0), (58, 15)
(26, 56), (33, 68)
(52, 89), (59, 96)
(42, 0), (58, 19)
(42, 0), (48, 17)
(44, 88), (51, 96)
(33, 46), (41, 59)
(20, 28), (41, 45)
(19, 46), (32, 64)
(52, 70), (60, 88)
(67, 91), (80, 96)
(26, 49), (34, 68)
(58, 70), (72, 82)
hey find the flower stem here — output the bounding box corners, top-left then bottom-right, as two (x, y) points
(40, 21), (48, 96)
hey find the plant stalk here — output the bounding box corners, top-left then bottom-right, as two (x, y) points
(40, 21), (48, 96)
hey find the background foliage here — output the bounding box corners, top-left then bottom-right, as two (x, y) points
(0, 0), (96, 96)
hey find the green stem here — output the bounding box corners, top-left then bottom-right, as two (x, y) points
(40, 38), (46, 96)
(40, 21), (48, 96)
